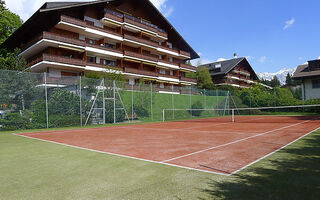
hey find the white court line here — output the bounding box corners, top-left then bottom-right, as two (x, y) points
(231, 126), (320, 174)
(161, 120), (312, 163)
(12, 133), (229, 176)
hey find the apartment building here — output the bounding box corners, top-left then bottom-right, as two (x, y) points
(203, 56), (259, 88)
(293, 59), (320, 100)
(1, 0), (198, 93)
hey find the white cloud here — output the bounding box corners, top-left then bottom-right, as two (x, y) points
(217, 58), (227, 62)
(318, 56), (320, 60)
(283, 18), (295, 30)
(259, 56), (267, 63)
(5, 0), (173, 21)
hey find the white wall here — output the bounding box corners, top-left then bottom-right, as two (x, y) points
(303, 78), (320, 100)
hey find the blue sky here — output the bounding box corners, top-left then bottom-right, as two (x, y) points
(5, 0), (320, 73)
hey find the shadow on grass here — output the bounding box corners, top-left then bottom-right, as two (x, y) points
(201, 132), (320, 200)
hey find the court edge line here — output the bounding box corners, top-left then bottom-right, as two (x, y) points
(161, 120), (311, 163)
(12, 133), (229, 176)
(230, 126), (320, 175)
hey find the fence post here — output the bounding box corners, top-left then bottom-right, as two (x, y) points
(44, 72), (49, 129)
(190, 86), (192, 117)
(131, 84), (134, 120)
(204, 89), (206, 109)
(150, 83), (153, 121)
(102, 78), (106, 124)
(232, 109), (235, 122)
(172, 85), (174, 119)
(113, 80), (116, 124)
(162, 109), (165, 122)
(79, 76), (82, 126)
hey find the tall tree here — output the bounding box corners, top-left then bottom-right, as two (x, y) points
(0, 1), (23, 44)
(196, 66), (215, 89)
(270, 76), (281, 87)
(285, 73), (293, 85)
(0, 48), (26, 71)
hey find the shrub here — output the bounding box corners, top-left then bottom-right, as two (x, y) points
(189, 101), (203, 116)
(0, 112), (30, 130)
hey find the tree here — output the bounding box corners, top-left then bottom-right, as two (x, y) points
(270, 76), (281, 87)
(0, 48), (27, 71)
(0, 2), (23, 44)
(285, 73), (293, 85)
(196, 66), (215, 90)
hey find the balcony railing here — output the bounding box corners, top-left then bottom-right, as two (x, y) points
(180, 63), (196, 71)
(158, 73), (179, 79)
(123, 34), (158, 48)
(86, 42), (122, 54)
(60, 15), (86, 27)
(155, 86), (180, 93)
(179, 50), (191, 57)
(123, 67), (158, 77)
(27, 54), (86, 67)
(180, 76), (197, 83)
(123, 50), (158, 62)
(158, 59), (179, 67)
(85, 21), (122, 37)
(104, 9), (167, 38)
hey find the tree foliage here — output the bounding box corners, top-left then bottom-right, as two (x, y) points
(0, 48), (27, 71)
(196, 66), (215, 90)
(0, 1), (23, 44)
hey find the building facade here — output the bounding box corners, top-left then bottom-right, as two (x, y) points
(1, 0), (198, 93)
(293, 59), (320, 100)
(203, 57), (259, 88)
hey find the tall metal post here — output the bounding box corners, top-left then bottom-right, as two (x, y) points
(204, 89), (206, 109)
(172, 85), (174, 119)
(102, 78), (106, 124)
(190, 86), (192, 117)
(79, 76), (82, 126)
(44, 72), (49, 129)
(216, 89), (218, 109)
(113, 80), (116, 124)
(150, 83), (153, 121)
(232, 109), (235, 122)
(131, 84), (134, 120)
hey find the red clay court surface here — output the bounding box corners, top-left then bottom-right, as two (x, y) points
(16, 115), (320, 176)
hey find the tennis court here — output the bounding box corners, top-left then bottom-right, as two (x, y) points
(16, 115), (320, 176)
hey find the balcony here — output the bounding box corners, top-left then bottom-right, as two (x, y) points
(123, 34), (158, 48)
(123, 67), (158, 77)
(158, 73), (179, 79)
(85, 42), (122, 54)
(27, 54), (86, 68)
(60, 15), (86, 27)
(179, 50), (191, 58)
(42, 76), (79, 85)
(123, 50), (158, 63)
(180, 63), (196, 72)
(180, 76), (197, 84)
(103, 9), (168, 39)
(232, 70), (250, 76)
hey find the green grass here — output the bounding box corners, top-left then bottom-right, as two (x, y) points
(0, 126), (319, 199)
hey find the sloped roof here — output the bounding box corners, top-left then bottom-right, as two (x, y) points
(202, 57), (259, 80)
(292, 63), (320, 79)
(1, 0), (199, 59)
(203, 57), (245, 76)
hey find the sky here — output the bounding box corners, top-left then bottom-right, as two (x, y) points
(4, 0), (320, 73)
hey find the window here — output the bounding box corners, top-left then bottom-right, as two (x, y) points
(312, 79), (320, 88)
(159, 69), (166, 74)
(89, 39), (94, 44)
(105, 43), (114, 49)
(88, 56), (95, 63)
(160, 83), (165, 88)
(103, 59), (116, 67)
(170, 70), (173, 76)
(167, 42), (172, 48)
(169, 57), (173, 62)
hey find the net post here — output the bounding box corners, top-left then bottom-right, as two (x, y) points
(232, 109), (235, 122)
(131, 84), (134, 120)
(162, 109), (165, 122)
(44, 72), (49, 129)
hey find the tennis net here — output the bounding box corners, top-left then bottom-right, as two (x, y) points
(162, 104), (320, 123)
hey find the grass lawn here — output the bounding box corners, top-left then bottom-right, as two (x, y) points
(0, 126), (319, 199)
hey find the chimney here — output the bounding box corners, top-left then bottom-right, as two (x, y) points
(233, 53), (238, 58)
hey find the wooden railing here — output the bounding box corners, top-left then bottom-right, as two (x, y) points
(123, 51), (158, 62)
(180, 76), (197, 83)
(27, 54), (86, 67)
(123, 67), (158, 77)
(180, 63), (196, 71)
(123, 34), (158, 47)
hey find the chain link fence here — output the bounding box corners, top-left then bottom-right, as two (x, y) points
(0, 69), (230, 131)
